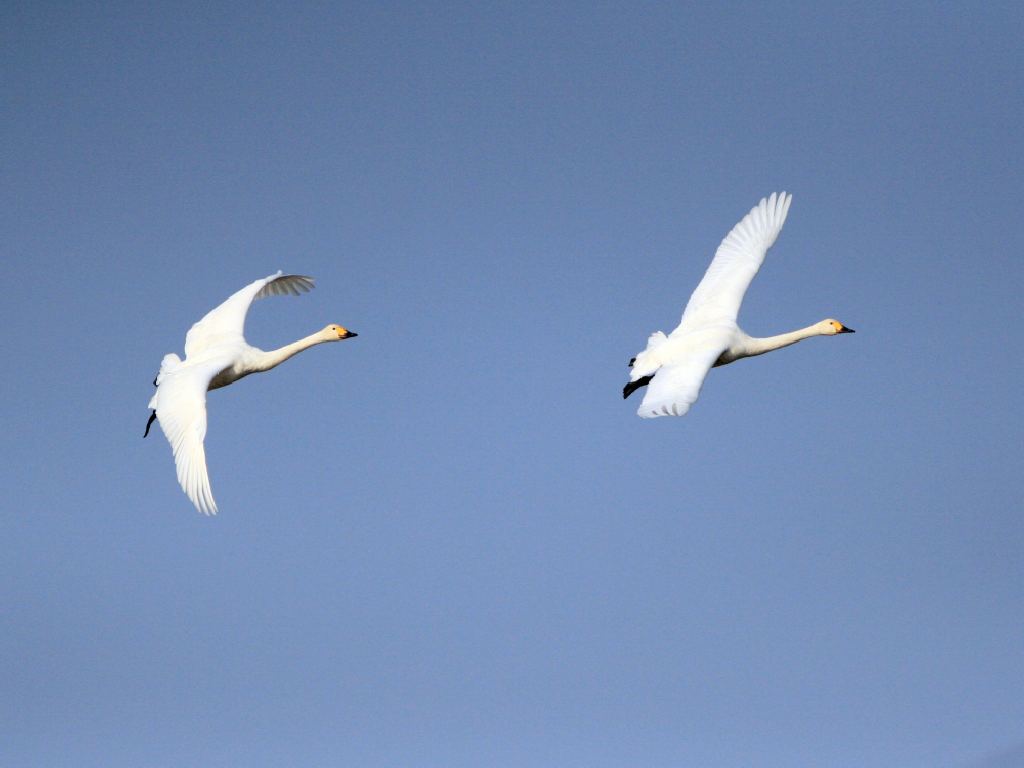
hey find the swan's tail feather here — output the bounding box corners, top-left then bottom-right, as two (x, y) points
(628, 331), (668, 380)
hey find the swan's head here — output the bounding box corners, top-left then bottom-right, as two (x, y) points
(821, 319), (855, 335)
(324, 324), (358, 341)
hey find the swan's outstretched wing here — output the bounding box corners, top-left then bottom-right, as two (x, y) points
(184, 272), (315, 358)
(675, 192), (792, 333)
(636, 325), (733, 419)
(151, 357), (232, 515)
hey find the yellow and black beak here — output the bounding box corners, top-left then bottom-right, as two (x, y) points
(341, 330), (358, 339)
(838, 326), (855, 334)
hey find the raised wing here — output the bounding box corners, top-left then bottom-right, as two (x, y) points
(675, 192), (792, 333)
(184, 272), (315, 358)
(636, 324), (733, 418)
(150, 357), (232, 515)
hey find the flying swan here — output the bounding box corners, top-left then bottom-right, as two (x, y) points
(145, 272), (357, 514)
(624, 192), (854, 418)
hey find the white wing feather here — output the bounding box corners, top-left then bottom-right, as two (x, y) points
(184, 272), (315, 358)
(637, 324), (733, 418)
(150, 357), (232, 515)
(676, 191), (792, 332)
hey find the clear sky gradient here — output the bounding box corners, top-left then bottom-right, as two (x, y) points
(3, 3), (1022, 766)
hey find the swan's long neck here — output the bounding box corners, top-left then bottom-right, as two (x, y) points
(251, 332), (327, 372)
(742, 324), (824, 358)
(715, 323), (827, 367)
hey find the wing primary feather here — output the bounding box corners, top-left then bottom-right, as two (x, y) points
(676, 192), (792, 331)
(254, 274), (315, 301)
(151, 358), (227, 515)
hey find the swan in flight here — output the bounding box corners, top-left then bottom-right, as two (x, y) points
(624, 192), (854, 418)
(145, 272), (357, 514)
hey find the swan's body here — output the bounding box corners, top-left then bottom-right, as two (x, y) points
(625, 193), (854, 418)
(146, 272), (357, 514)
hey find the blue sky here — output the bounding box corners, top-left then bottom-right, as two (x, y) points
(3, 2), (1022, 766)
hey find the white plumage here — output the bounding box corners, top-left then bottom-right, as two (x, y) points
(625, 193), (854, 418)
(146, 272), (357, 514)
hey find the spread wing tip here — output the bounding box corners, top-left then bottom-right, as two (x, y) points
(255, 274), (316, 300)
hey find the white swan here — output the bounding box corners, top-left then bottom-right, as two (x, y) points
(145, 272), (357, 514)
(624, 192), (854, 418)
